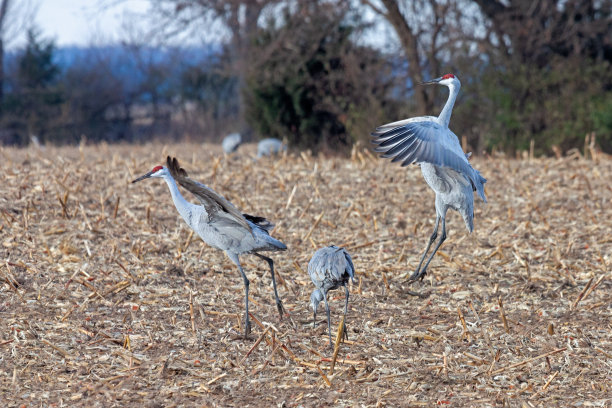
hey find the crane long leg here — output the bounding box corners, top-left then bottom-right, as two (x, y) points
(253, 253), (285, 319)
(323, 292), (333, 347)
(342, 285), (350, 342)
(418, 217), (447, 280)
(409, 215), (440, 281)
(228, 252), (251, 338)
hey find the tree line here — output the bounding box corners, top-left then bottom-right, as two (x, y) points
(0, 0), (611, 155)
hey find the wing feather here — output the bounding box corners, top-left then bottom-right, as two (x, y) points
(342, 249), (355, 283)
(371, 121), (487, 201)
(373, 121), (470, 175)
(243, 213), (274, 232)
(166, 156), (251, 231)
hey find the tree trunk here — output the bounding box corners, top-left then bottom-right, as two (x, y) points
(379, 0), (432, 114)
(227, 1), (265, 137)
(0, 0), (11, 113)
(0, 38), (4, 114)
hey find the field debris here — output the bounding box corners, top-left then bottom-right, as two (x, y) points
(0, 143), (610, 406)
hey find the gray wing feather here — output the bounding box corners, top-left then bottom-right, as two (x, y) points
(308, 246), (355, 287)
(342, 249), (355, 283)
(372, 122), (487, 202)
(372, 122), (466, 170)
(166, 156), (252, 231)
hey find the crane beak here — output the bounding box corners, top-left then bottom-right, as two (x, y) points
(132, 171), (153, 183)
(420, 77), (442, 85)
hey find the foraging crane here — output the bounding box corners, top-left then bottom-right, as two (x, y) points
(371, 74), (487, 282)
(222, 132), (242, 154)
(308, 245), (355, 347)
(257, 138), (287, 158)
(132, 156), (286, 337)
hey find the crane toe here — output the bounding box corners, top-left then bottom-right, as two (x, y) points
(409, 269), (427, 282)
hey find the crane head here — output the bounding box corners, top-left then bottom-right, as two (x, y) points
(310, 289), (324, 313)
(132, 165), (167, 183)
(421, 73), (460, 86)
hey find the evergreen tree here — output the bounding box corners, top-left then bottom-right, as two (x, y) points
(1, 27), (63, 145)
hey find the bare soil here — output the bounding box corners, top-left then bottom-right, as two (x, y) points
(0, 143), (610, 407)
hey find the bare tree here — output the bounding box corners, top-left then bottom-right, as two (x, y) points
(361, 0), (483, 115)
(148, 0), (282, 134)
(0, 0), (9, 106)
(0, 0), (38, 111)
(466, 0), (612, 152)
(472, 0), (612, 66)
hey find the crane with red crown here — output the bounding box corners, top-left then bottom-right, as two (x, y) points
(371, 74), (488, 283)
(132, 156), (287, 338)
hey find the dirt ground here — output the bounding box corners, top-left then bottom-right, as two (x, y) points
(0, 142), (610, 407)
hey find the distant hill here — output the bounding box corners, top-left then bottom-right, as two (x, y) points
(4, 43), (223, 88)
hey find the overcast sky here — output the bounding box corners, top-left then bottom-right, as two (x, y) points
(10, 0), (151, 49)
(10, 0), (392, 51)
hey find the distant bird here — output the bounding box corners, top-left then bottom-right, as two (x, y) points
(29, 134), (42, 148)
(132, 156), (287, 337)
(257, 138), (287, 158)
(371, 74), (487, 282)
(222, 132), (242, 154)
(308, 245), (355, 347)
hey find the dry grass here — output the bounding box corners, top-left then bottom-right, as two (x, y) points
(0, 142), (610, 407)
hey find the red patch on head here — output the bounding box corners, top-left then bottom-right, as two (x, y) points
(152, 165), (163, 173)
(442, 74), (455, 79)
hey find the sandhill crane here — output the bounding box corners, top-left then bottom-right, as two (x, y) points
(371, 74), (487, 282)
(257, 138), (286, 158)
(222, 132), (242, 154)
(308, 245), (355, 347)
(132, 156), (286, 337)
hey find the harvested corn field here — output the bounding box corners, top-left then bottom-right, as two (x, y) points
(0, 143), (610, 407)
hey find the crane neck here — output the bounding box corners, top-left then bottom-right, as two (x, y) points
(162, 175), (197, 227)
(438, 82), (460, 128)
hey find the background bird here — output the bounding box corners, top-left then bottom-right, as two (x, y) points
(371, 74), (487, 282)
(308, 245), (355, 347)
(257, 138), (287, 158)
(132, 156), (287, 337)
(222, 132), (242, 154)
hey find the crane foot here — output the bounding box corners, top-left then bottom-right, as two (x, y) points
(405, 289), (429, 298)
(408, 269), (427, 282)
(276, 301), (286, 320)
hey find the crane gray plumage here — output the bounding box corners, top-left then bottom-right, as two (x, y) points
(371, 74), (487, 282)
(257, 138), (287, 158)
(132, 156), (286, 337)
(222, 132), (242, 154)
(308, 245), (355, 347)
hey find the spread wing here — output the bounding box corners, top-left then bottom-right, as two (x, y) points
(372, 121), (473, 177)
(371, 121), (487, 201)
(371, 120), (471, 174)
(166, 156), (251, 231)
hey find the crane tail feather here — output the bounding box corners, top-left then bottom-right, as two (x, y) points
(167, 156), (188, 179)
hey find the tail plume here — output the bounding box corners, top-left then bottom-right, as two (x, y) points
(166, 156), (188, 179)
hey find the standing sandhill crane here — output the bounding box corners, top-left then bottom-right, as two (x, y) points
(132, 156), (286, 337)
(371, 74), (487, 282)
(308, 245), (355, 347)
(222, 132), (242, 154)
(257, 138), (287, 158)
